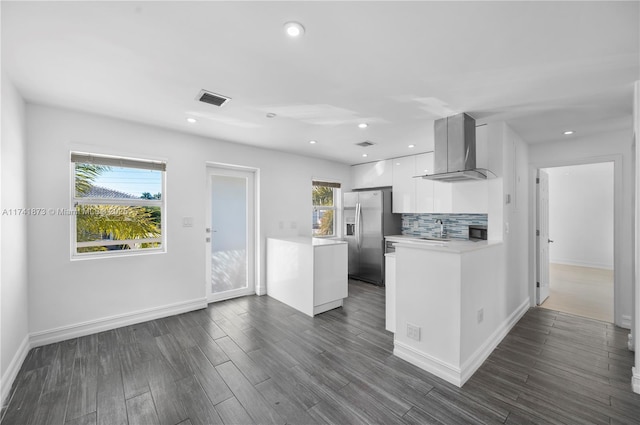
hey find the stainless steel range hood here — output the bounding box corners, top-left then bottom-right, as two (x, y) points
(421, 113), (487, 182)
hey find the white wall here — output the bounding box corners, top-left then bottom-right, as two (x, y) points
(546, 163), (614, 269)
(25, 103), (351, 342)
(461, 122), (530, 362)
(529, 129), (634, 328)
(1, 73), (30, 403)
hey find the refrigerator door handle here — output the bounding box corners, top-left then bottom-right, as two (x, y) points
(355, 202), (361, 250)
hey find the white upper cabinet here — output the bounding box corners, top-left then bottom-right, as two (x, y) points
(451, 181), (488, 213)
(351, 160), (393, 189)
(415, 153), (435, 213)
(392, 156), (416, 213)
(434, 181), (453, 213)
(392, 148), (489, 214)
(475, 124), (488, 170)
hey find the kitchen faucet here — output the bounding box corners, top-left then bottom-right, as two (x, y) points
(435, 219), (445, 238)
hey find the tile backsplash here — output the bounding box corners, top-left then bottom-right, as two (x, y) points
(401, 214), (488, 240)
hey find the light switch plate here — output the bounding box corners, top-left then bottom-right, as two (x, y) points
(182, 217), (194, 227)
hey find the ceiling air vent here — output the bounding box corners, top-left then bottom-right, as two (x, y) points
(356, 140), (375, 147)
(197, 90), (231, 107)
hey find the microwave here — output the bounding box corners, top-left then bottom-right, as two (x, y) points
(468, 225), (488, 241)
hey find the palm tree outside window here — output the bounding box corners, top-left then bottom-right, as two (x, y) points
(312, 180), (341, 237)
(71, 152), (166, 258)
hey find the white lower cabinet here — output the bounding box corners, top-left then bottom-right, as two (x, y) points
(385, 253), (396, 333)
(267, 237), (348, 317)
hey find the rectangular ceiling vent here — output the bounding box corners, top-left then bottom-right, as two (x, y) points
(197, 89), (231, 107)
(356, 140), (375, 147)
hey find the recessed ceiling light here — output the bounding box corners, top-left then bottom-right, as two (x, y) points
(362, 154), (368, 158)
(309, 140), (317, 144)
(563, 130), (575, 135)
(186, 118), (197, 123)
(266, 112), (277, 118)
(358, 123), (368, 129)
(284, 21), (305, 37)
(408, 144), (415, 148)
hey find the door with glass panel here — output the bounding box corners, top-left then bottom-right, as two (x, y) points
(206, 166), (255, 302)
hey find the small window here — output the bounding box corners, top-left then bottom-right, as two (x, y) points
(312, 180), (341, 237)
(71, 153), (166, 258)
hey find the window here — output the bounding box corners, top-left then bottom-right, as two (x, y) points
(71, 153), (166, 258)
(312, 180), (341, 237)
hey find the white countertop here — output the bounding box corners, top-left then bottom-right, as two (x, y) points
(386, 234), (502, 253)
(268, 236), (347, 246)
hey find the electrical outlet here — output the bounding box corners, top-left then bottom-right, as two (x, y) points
(477, 308), (484, 324)
(407, 323), (421, 341)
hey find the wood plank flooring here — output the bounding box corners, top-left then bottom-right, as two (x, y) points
(2, 280), (639, 425)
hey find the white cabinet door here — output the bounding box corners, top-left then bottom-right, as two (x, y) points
(415, 153), (435, 213)
(351, 160), (393, 189)
(392, 156), (417, 213)
(452, 181), (488, 213)
(433, 181), (453, 213)
(475, 124), (489, 170)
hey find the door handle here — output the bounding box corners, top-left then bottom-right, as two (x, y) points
(355, 203), (361, 250)
(548, 239), (554, 243)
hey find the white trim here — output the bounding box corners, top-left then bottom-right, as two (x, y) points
(313, 299), (343, 315)
(621, 315), (632, 330)
(394, 340), (463, 387)
(1, 334), (30, 407)
(531, 154), (623, 327)
(460, 298), (530, 384)
(393, 298), (530, 388)
(29, 298), (207, 348)
(549, 259), (614, 271)
(633, 367), (640, 394)
(205, 163), (259, 302)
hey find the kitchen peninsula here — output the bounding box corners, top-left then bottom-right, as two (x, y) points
(389, 237), (527, 387)
(267, 237), (348, 317)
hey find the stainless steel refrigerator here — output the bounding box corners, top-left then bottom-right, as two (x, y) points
(344, 189), (401, 286)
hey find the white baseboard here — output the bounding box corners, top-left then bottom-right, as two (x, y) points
(1, 334), (30, 407)
(393, 298), (530, 388)
(29, 297), (207, 348)
(460, 298), (530, 385)
(633, 367), (640, 394)
(394, 341), (463, 387)
(549, 259), (613, 270)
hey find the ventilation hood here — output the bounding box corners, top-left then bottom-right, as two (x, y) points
(420, 113), (487, 182)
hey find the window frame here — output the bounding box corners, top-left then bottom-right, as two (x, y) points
(312, 180), (342, 238)
(70, 152), (167, 260)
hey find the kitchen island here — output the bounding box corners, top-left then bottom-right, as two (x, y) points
(388, 237), (527, 387)
(267, 237), (348, 317)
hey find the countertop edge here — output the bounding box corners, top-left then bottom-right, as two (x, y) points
(392, 239), (503, 253)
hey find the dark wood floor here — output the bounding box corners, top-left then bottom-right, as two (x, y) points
(2, 280), (639, 425)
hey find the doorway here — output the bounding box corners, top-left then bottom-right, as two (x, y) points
(537, 162), (614, 322)
(206, 165), (257, 303)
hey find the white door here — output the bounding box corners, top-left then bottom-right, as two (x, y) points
(537, 169), (551, 305)
(206, 166), (255, 302)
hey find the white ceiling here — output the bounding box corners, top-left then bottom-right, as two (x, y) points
(2, 1), (638, 165)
